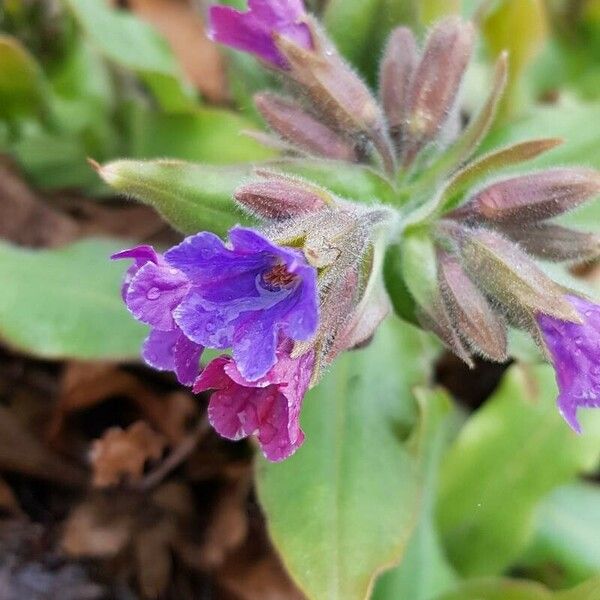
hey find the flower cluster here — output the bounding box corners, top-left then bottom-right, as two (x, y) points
(114, 227), (319, 461)
(114, 0), (600, 458)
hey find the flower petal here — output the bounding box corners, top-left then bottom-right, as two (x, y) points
(537, 295), (600, 432)
(142, 329), (179, 371)
(126, 262), (190, 330)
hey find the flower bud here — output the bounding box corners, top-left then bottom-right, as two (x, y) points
(275, 18), (396, 174)
(402, 17), (475, 165)
(458, 228), (581, 322)
(437, 251), (507, 361)
(503, 223), (600, 262)
(379, 27), (419, 147)
(254, 92), (358, 161)
(234, 173), (328, 220)
(452, 168), (600, 223)
(417, 302), (474, 368)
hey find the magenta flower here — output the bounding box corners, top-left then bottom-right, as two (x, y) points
(537, 295), (600, 432)
(112, 246), (204, 386)
(167, 227), (318, 382)
(208, 0), (312, 69)
(194, 347), (314, 461)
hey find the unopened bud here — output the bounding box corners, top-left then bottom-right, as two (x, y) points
(254, 92), (358, 161)
(234, 174), (328, 220)
(458, 228), (580, 322)
(437, 251), (507, 361)
(418, 302), (474, 368)
(275, 18), (396, 175)
(504, 223), (600, 262)
(379, 27), (419, 147)
(403, 17), (475, 165)
(453, 168), (600, 223)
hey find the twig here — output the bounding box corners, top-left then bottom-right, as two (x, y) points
(136, 416), (210, 491)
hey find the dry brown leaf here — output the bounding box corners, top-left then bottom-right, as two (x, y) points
(0, 158), (79, 247)
(217, 548), (305, 600)
(52, 362), (198, 444)
(134, 518), (176, 598)
(90, 421), (167, 487)
(0, 405), (85, 487)
(129, 0), (228, 102)
(61, 496), (134, 558)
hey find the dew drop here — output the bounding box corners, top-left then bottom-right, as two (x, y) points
(146, 287), (161, 300)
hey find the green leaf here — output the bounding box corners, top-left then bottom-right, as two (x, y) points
(437, 364), (600, 576)
(97, 159), (253, 235)
(482, 0), (549, 119)
(383, 243), (419, 325)
(373, 387), (458, 600)
(0, 34), (46, 119)
(434, 578), (552, 600)
(522, 483), (600, 587)
(127, 105), (275, 164)
(256, 317), (439, 600)
(0, 239), (145, 360)
(556, 576), (600, 600)
(63, 0), (197, 112)
(324, 0), (418, 85)
(435, 577), (600, 600)
(419, 0), (461, 25)
(277, 159), (397, 205)
(400, 228), (438, 308)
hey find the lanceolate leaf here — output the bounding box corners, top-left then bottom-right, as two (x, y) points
(373, 387), (458, 600)
(0, 239), (145, 360)
(96, 159), (254, 235)
(256, 317), (439, 600)
(437, 364), (600, 576)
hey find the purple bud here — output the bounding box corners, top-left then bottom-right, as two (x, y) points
(458, 228), (581, 322)
(234, 174), (328, 219)
(438, 251), (507, 361)
(537, 295), (600, 432)
(453, 168), (600, 223)
(403, 17), (475, 165)
(503, 223), (600, 263)
(254, 92), (357, 161)
(275, 20), (396, 174)
(379, 27), (419, 147)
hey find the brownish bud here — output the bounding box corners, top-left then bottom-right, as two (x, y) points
(417, 301), (474, 368)
(379, 27), (419, 146)
(503, 223), (600, 262)
(403, 17), (475, 165)
(275, 19), (396, 175)
(458, 228), (581, 322)
(453, 168), (600, 223)
(234, 174), (328, 220)
(437, 251), (507, 361)
(254, 92), (358, 161)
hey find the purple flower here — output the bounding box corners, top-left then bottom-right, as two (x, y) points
(537, 295), (600, 432)
(167, 227), (318, 382)
(112, 246), (204, 386)
(208, 0), (312, 69)
(194, 347), (314, 461)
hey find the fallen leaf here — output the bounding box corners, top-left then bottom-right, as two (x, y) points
(0, 405), (86, 487)
(90, 421), (167, 487)
(51, 362), (198, 444)
(0, 158), (79, 247)
(61, 495), (135, 558)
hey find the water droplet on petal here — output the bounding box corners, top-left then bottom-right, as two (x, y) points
(146, 287), (161, 300)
